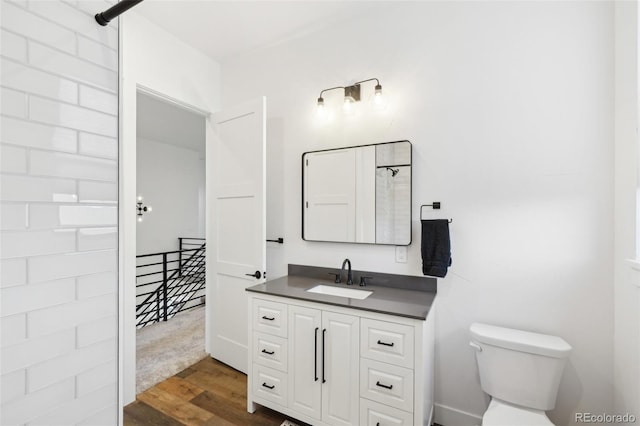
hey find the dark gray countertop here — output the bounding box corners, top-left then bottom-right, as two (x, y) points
(246, 274), (436, 320)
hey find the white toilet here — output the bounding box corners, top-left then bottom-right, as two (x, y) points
(469, 323), (572, 426)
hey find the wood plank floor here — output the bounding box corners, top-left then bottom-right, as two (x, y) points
(124, 357), (296, 426)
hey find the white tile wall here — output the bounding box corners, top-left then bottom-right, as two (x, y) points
(1, 87), (27, 118)
(1, 29), (27, 62)
(28, 383), (117, 426)
(28, 41), (117, 93)
(0, 314), (26, 347)
(1, 369), (26, 404)
(78, 180), (117, 203)
(0, 145), (27, 174)
(78, 227), (117, 251)
(1, 2), (76, 54)
(29, 204), (117, 228)
(79, 132), (117, 159)
(29, 97), (117, 137)
(77, 271), (116, 299)
(76, 360), (117, 397)
(0, 258), (27, 288)
(2, 57), (79, 104)
(27, 293), (115, 338)
(30, 150), (117, 181)
(1, 378), (75, 426)
(1, 116), (78, 153)
(27, 338), (115, 391)
(0, 1), (118, 424)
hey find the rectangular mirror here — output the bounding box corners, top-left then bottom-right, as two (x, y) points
(302, 140), (411, 245)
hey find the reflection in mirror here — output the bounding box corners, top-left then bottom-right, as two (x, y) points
(303, 141), (411, 245)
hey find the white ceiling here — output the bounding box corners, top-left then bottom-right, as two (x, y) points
(135, 0), (388, 61)
(136, 92), (206, 153)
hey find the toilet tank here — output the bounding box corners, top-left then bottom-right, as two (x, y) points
(470, 323), (571, 411)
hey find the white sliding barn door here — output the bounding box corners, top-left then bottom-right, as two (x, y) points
(206, 97), (266, 373)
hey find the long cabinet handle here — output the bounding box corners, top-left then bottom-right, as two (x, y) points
(314, 327), (319, 381)
(262, 382), (275, 390)
(322, 328), (327, 383)
(261, 349), (274, 355)
(261, 315), (275, 321)
(377, 340), (394, 347)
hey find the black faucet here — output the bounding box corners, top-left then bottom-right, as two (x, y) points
(341, 258), (353, 285)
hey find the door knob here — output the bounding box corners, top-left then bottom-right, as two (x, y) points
(245, 271), (262, 279)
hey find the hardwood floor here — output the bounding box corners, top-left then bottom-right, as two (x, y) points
(124, 357), (293, 426)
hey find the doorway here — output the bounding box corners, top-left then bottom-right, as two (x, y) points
(134, 90), (208, 393)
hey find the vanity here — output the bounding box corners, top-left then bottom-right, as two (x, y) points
(246, 265), (437, 426)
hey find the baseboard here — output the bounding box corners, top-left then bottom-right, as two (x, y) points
(434, 403), (483, 426)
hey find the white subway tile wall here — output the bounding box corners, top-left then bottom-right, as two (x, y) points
(0, 1), (118, 424)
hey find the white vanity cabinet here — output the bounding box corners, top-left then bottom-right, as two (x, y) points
(247, 293), (435, 426)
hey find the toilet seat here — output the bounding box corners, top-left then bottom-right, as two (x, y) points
(482, 399), (554, 426)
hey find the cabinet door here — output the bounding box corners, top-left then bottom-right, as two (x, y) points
(288, 305), (322, 420)
(322, 311), (359, 426)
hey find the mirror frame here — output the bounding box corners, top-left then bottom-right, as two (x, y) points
(301, 140), (412, 246)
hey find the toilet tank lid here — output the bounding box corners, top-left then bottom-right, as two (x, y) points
(470, 323), (572, 358)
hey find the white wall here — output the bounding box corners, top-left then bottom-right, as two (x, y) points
(221, 2), (615, 424)
(613, 0), (639, 420)
(120, 11), (220, 404)
(136, 138), (205, 255)
(1, 1), (118, 424)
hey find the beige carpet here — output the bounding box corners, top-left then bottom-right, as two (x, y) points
(136, 306), (207, 394)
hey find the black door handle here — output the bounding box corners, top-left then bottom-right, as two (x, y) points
(245, 271), (262, 279)
(261, 349), (274, 355)
(377, 340), (394, 347)
(261, 382), (275, 389)
(376, 381), (393, 390)
(314, 327), (319, 381)
(322, 328), (326, 383)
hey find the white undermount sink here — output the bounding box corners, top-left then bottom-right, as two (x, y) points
(306, 284), (372, 300)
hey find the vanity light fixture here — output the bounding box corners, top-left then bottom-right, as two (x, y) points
(136, 196), (152, 222)
(316, 78), (383, 112)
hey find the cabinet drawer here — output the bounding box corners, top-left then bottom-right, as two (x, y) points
(253, 364), (287, 407)
(360, 359), (413, 412)
(361, 318), (414, 369)
(253, 298), (287, 337)
(253, 332), (287, 372)
(360, 398), (413, 426)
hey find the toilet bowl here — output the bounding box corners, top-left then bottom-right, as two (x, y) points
(469, 323), (571, 426)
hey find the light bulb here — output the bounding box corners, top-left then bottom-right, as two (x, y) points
(146, 206), (152, 212)
(373, 84), (386, 110)
(137, 195), (143, 202)
(343, 96), (355, 114)
(137, 216), (143, 222)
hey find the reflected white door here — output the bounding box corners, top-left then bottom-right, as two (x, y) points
(206, 97), (266, 373)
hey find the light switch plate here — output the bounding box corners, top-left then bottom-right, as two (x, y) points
(395, 246), (407, 263)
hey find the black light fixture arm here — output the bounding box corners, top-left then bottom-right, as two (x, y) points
(95, 0), (144, 26)
(354, 78), (380, 86)
(319, 86), (345, 98)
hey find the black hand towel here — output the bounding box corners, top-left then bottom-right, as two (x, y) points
(421, 219), (452, 278)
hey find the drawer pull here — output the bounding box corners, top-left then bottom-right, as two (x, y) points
(262, 382), (275, 390)
(261, 349), (275, 355)
(377, 340), (394, 347)
(261, 315), (275, 321)
(376, 381), (393, 390)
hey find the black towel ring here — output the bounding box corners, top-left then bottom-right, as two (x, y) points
(420, 203), (453, 223)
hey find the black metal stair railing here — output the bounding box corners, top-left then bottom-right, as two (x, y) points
(135, 237), (205, 328)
